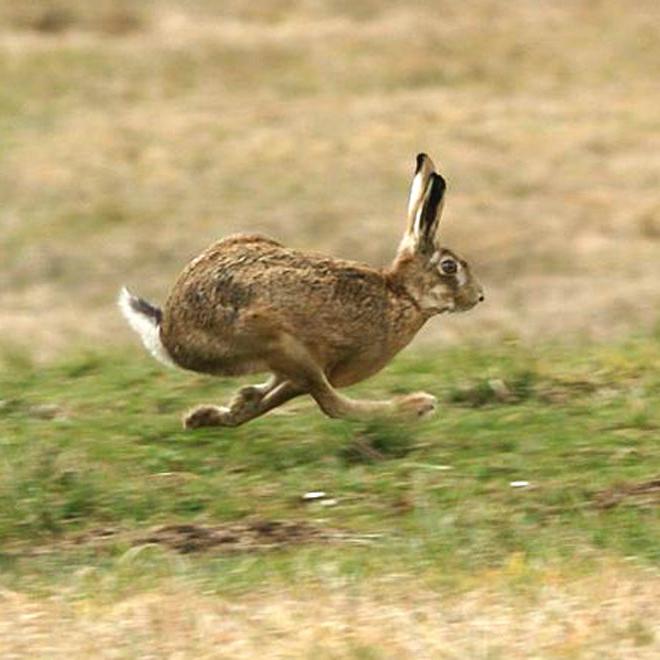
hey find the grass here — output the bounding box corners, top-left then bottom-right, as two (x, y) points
(1, 337), (658, 655)
(1, 337), (658, 563)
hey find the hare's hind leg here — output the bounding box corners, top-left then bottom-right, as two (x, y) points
(268, 335), (437, 421)
(184, 375), (279, 428)
(183, 375), (302, 429)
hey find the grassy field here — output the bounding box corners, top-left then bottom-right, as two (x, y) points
(1, 0), (659, 656)
(1, 337), (658, 656)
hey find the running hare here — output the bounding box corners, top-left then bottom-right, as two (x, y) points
(119, 153), (483, 428)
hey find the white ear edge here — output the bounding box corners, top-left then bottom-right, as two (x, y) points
(407, 168), (428, 220)
(406, 153), (436, 225)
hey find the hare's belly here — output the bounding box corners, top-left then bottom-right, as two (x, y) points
(160, 310), (269, 376)
(163, 333), (269, 376)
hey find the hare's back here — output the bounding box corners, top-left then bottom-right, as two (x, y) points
(163, 234), (394, 349)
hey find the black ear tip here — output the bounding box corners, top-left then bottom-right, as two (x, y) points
(415, 153), (429, 173)
(433, 172), (447, 193)
(428, 173), (447, 207)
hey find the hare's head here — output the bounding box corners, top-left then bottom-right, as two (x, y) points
(393, 153), (483, 315)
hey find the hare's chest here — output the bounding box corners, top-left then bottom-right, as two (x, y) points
(327, 351), (392, 387)
(327, 316), (424, 388)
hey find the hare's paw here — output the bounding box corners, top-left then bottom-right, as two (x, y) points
(238, 384), (265, 400)
(183, 405), (232, 429)
(396, 392), (438, 419)
(233, 385), (265, 409)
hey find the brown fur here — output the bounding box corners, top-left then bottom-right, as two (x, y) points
(124, 154), (484, 427)
(161, 236), (425, 386)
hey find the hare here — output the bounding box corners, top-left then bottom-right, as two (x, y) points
(119, 153), (483, 428)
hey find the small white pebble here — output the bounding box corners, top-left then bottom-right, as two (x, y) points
(302, 491), (327, 501)
(407, 463), (453, 471)
(510, 481), (530, 488)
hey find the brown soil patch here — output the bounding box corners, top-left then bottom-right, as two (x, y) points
(594, 478), (660, 510)
(6, 520), (343, 557)
(134, 520), (335, 554)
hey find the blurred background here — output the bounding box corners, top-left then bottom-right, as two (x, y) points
(1, 0), (659, 361)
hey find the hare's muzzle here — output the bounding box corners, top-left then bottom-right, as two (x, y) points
(457, 282), (484, 311)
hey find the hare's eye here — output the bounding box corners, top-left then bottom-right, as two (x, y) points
(440, 258), (458, 275)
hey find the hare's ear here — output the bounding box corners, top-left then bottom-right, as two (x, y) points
(401, 154), (445, 254)
(406, 153), (436, 231)
(413, 172), (446, 250)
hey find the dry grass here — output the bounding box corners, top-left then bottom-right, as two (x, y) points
(0, 0), (659, 359)
(1, 564), (658, 658)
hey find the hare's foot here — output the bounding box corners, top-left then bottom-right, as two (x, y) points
(229, 383), (269, 409)
(184, 376), (281, 429)
(394, 392), (438, 419)
(183, 377), (303, 429)
(183, 404), (233, 429)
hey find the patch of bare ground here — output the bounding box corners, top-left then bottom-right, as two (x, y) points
(0, 565), (658, 658)
(9, 520), (345, 557)
(595, 478), (660, 510)
(0, 0), (147, 36)
(136, 520), (337, 554)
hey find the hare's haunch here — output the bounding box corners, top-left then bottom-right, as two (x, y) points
(119, 154), (484, 428)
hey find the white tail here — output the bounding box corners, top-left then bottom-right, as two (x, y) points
(118, 287), (175, 367)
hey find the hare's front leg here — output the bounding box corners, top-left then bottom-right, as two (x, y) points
(268, 336), (437, 421)
(309, 379), (438, 421)
(183, 375), (301, 429)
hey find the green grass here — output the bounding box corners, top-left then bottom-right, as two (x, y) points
(0, 337), (658, 600)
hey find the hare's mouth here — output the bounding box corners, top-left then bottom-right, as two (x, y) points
(440, 302), (456, 314)
(453, 300), (479, 313)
